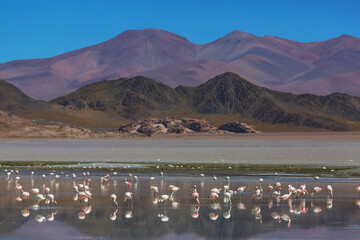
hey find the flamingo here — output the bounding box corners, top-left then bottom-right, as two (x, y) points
(209, 192), (219, 204)
(223, 190), (232, 205)
(150, 185), (159, 196)
(275, 182), (282, 191)
(300, 184), (308, 196)
(237, 186), (246, 197)
(210, 188), (221, 194)
(158, 194), (170, 206)
(225, 176), (230, 186)
(15, 184), (23, 192)
(279, 192), (292, 201)
(253, 186), (263, 197)
(84, 189), (93, 202)
(124, 192), (133, 202)
(288, 185), (296, 194)
(150, 177), (155, 184)
(124, 178), (132, 189)
(327, 185), (334, 198)
(272, 191), (281, 198)
(258, 178), (264, 191)
(190, 188), (200, 205)
(35, 193), (45, 206)
(311, 186), (323, 198)
(169, 185), (180, 200)
(31, 188), (40, 195)
(45, 194), (57, 207)
(21, 190), (30, 203)
(111, 194), (118, 208)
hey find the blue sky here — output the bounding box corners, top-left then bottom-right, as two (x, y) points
(1, 0), (359, 63)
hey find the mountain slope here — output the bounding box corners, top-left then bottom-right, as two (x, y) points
(0, 79), (51, 113)
(50, 76), (182, 120)
(1, 29), (360, 100)
(51, 73), (360, 131)
(0, 29), (197, 100)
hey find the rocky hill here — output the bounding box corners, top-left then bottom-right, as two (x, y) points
(51, 73), (360, 131)
(0, 79), (52, 114)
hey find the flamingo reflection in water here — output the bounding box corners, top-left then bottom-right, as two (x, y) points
(109, 209), (118, 221)
(223, 206), (232, 219)
(190, 205), (200, 219)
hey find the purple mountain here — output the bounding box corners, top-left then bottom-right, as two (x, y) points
(0, 29), (359, 100)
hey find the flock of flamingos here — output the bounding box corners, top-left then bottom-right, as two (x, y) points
(3, 168), (360, 227)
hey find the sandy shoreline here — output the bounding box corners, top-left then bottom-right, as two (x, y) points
(1, 131), (360, 142)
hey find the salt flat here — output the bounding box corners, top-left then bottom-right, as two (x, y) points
(0, 132), (359, 166)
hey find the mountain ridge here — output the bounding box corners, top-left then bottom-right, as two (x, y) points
(50, 72), (360, 131)
(1, 29), (360, 100)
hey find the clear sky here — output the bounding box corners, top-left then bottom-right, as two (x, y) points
(1, 0), (360, 63)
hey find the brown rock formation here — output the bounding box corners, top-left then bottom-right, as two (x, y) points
(118, 117), (218, 136)
(118, 117), (260, 136)
(218, 121), (260, 133)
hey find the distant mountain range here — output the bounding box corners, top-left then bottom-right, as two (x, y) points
(1, 29), (360, 100)
(49, 73), (360, 131)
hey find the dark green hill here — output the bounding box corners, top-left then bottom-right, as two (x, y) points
(50, 73), (360, 131)
(50, 76), (181, 119)
(0, 79), (51, 113)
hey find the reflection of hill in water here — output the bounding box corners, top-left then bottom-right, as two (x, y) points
(1, 176), (360, 239)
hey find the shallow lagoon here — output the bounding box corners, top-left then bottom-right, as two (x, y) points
(0, 172), (360, 239)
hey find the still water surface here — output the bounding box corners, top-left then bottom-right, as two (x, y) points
(0, 172), (360, 239)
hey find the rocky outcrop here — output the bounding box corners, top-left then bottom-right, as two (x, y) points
(218, 121), (260, 133)
(0, 112), (260, 138)
(118, 117), (260, 136)
(118, 118), (219, 136)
